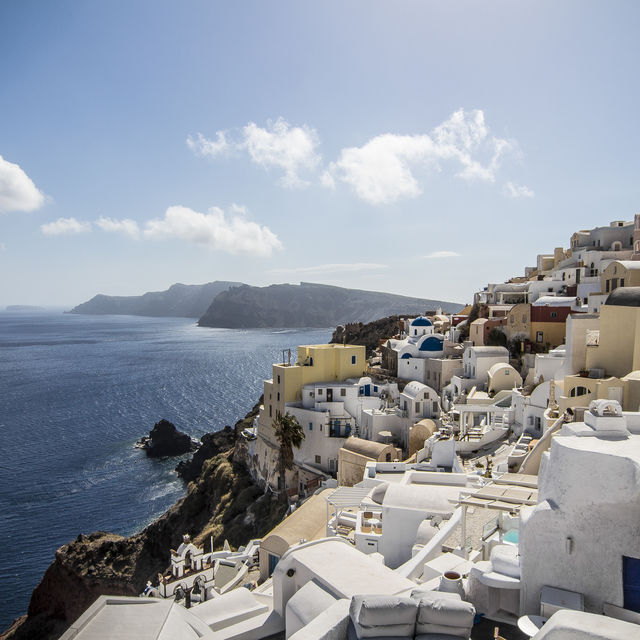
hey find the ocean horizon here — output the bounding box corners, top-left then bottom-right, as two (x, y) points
(0, 310), (331, 630)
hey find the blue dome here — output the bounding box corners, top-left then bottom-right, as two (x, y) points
(411, 316), (432, 327)
(400, 352), (412, 359)
(419, 336), (443, 352)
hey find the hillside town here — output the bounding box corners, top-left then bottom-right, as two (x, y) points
(60, 216), (640, 639)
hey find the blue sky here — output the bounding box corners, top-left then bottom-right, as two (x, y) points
(1, 1), (639, 307)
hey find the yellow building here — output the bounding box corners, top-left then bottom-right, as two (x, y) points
(505, 303), (531, 340)
(600, 260), (640, 296)
(257, 344), (366, 448)
(558, 374), (625, 413)
(557, 287), (640, 413)
(586, 288), (640, 378)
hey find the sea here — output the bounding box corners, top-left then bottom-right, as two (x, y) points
(0, 310), (331, 630)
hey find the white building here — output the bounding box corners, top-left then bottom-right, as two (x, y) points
(449, 346), (509, 398)
(359, 381), (440, 451)
(285, 377), (398, 475)
(519, 400), (640, 616)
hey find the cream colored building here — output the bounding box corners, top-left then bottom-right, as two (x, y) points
(556, 287), (640, 412)
(505, 302), (531, 340)
(487, 362), (523, 394)
(254, 344), (366, 489)
(586, 288), (640, 378)
(600, 260), (640, 295)
(337, 437), (400, 487)
(258, 489), (332, 580)
(257, 344), (366, 447)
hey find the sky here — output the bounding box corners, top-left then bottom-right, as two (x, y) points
(1, 1), (639, 307)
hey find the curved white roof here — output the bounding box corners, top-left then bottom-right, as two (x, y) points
(403, 381), (428, 398)
(533, 296), (577, 307)
(487, 362), (517, 376)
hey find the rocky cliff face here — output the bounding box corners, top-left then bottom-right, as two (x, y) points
(198, 282), (463, 328)
(70, 281), (242, 318)
(330, 315), (406, 356)
(1, 401), (285, 640)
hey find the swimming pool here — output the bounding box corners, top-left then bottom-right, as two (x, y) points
(503, 529), (519, 544)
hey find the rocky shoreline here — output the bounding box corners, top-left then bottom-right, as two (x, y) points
(0, 398), (285, 640)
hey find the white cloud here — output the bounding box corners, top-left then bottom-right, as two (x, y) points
(144, 205), (282, 256)
(242, 119), (320, 188)
(325, 109), (516, 204)
(271, 262), (387, 275)
(0, 155), (46, 213)
(95, 216), (140, 238)
(188, 118), (320, 188)
(41, 217), (91, 236)
(424, 251), (460, 259)
(186, 131), (229, 157)
(502, 181), (535, 199)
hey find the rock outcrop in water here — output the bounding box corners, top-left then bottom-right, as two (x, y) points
(0, 400), (286, 640)
(137, 419), (197, 457)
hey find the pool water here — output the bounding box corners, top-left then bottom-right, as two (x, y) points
(503, 529), (519, 544)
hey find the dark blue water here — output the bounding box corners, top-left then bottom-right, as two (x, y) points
(0, 311), (330, 629)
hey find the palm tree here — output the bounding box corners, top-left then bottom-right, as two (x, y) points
(272, 411), (304, 501)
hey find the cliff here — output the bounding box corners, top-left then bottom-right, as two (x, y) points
(198, 282), (463, 328)
(330, 315), (406, 356)
(69, 281), (242, 318)
(1, 400), (285, 640)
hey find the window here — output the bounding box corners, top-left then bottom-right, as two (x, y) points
(340, 388), (346, 396)
(385, 453), (392, 462)
(606, 280), (610, 293)
(269, 405), (272, 417)
(551, 311), (557, 319)
(351, 355), (357, 364)
(309, 422), (313, 431)
(318, 388), (323, 395)
(536, 331), (544, 343)
(505, 369), (510, 375)
(329, 459), (335, 471)
(415, 402), (420, 412)
(309, 357), (313, 366)
(277, 375), (280, 384)
(522, 314), (527, 323)
(432, 401), (438, 413)
(621, 279), (625, 288)
(277, 392), (280, 401)
(315, 455), (321, 464)
(570, 386), (589, 397)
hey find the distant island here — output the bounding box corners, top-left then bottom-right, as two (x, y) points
(69, 281), (242, 318)
(5, 305), (46, 311)
(197, 282), (463, 328)
(70, 280), (463, 327)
